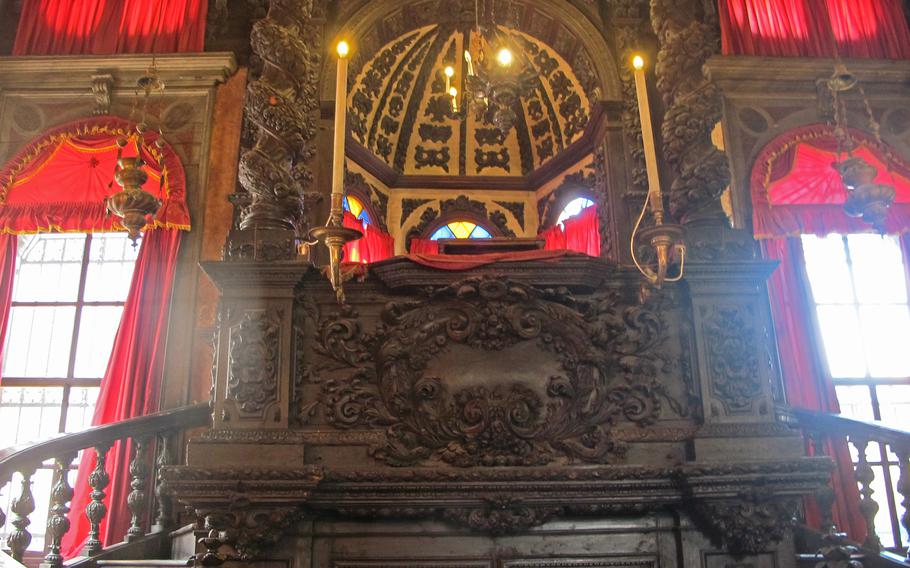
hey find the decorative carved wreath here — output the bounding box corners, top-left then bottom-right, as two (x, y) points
(308, 277), (673, 467)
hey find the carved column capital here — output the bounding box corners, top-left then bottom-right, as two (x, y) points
(690, 497), (799, 556)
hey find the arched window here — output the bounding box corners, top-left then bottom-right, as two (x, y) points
(343, 195), (371, 225)
(556, 196), (595, 226)
(430, 221), (493, 240)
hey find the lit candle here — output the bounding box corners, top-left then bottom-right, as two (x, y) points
(332, 40), (350, 218)
(631, 54), (664, 223)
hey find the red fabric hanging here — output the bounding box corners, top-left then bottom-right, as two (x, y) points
(718, 0), (910, 59)
(825, 0), (910, 59)
(13, 0), (207, 56)
(0, 235), (17, 386)
(762, 238), (867, 541)
(341, 212), (394, 264)
(540, 223), (566, 251)
(61, 229), (182, 556)
(409, 238), (439, 255)
(397, 248), (572, 271)
(752, 124), (910, 239)
(562, 205), (600, 257)
(719, 0), (834, 57)
(0, 117), (190, 235)
(538, 205), (599, 256)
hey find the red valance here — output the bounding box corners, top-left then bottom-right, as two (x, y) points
(751, 124), (910, 239)
(0, 117), (190, 234)
(719, 0), (910, 59)
(14, 0), (207, 56)
(392, 249), (574, 271)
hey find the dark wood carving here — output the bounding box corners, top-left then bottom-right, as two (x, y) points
(229, 0), (321, 259)
(700, 305), (762, 416)
(401, 198), (433, 226)
(650, 0), (730, 220)
(227, 309), (282, 417)
(305, 277), (677, 467)
(440, 195), (516, 237)
(494, 200), (526, 230)
(691, 498), (799, 556)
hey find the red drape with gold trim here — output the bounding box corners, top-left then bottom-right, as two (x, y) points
(0, 117), (190, 234)
(750, 124), (910, 541)
(13, 0), (207, 56)
(0, 116), (189, 556)
(719, 0), (910, 59)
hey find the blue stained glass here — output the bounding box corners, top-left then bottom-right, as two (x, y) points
(470, 225), (492, 238)
(430, 226), (456, 240)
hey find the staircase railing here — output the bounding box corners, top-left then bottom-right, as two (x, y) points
(0, 403), (210, 566)
(794, 408), (910, 563)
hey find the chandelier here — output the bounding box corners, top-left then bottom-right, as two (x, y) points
(826, 62), (896, 233)
(106, 60), (167, 247)
(442, 0), (536, 135)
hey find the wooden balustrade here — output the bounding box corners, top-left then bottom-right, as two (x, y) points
(0, 403), (208, 564)
(795, 408), (910, 560)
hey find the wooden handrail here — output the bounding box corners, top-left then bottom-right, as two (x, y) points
(792, 407), (910, 450)
(0, 403), (210, 482)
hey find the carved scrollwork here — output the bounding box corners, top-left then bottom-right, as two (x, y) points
(306, 277), (677, 467)
(227, 309), (282, 417)
(691, 498), (798, 556)
(441, 497), (562, 535)
(700, 305), (762, 415)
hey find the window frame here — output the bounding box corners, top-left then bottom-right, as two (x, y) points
(0, 232), (138, 560)
(801, 232), (910, 550)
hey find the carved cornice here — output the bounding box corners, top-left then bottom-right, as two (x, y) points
(0, 53), (237, 90)
(163, 458), (830, 552)
(366, 254), (619, 291)
(200, 261), (310, 295)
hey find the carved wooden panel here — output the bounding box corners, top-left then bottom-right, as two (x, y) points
(500, 559), (656, 568)
(334, 562), (490, 568)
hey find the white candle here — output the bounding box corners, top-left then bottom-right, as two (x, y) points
(332, 41), (350, 205)
(631, 55), (664, 221)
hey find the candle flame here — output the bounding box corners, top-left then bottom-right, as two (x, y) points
(337, 40), (350, 58)
(632, 54), (644, 70)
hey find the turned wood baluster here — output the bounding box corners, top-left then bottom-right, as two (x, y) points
(852, 436), (882, 551)
(126, 437), (149, 541)
(152, 431), (175, 531)
(895, 446), (910, 559)
(8, 466), (37, 563)
(43, 454), (76, 568)
(83, 444), (111, 556)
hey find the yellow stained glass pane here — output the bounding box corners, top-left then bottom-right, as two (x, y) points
(347, 196), (364, 218)
(449, 221), (476, 239)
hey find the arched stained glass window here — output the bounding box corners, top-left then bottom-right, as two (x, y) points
(343, 195), (371, 225)
(430, 221), (493, 240)
(556, 197), (594, 226)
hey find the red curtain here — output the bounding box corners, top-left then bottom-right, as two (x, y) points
(719, 0), (910, 59)
(406, 248), (571, 271)
(540, 223), (566, 251)
(13, 0), (207, 56)
(342, 212), (395, 264)
(0, 117), (190, 234)
(752, 125), (910, 239)
(61, 229), (182, 556)
(409, 238), (439, 255)
(762, 238), (867, 540)
(748, 125), (910, 541)
(562, 205), (600, 257)
(538, 205), (600, 256)
(0, 235), (17, 386)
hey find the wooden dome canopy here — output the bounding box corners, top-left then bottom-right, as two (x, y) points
(347, 23), (592, 179)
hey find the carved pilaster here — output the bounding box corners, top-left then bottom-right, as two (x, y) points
(608, 0), (649, 193)
(649, 0), (730, 221)
(686, 261), (783, 434)
(227, 0), (323, 261)
(195, 262), (310, 467)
